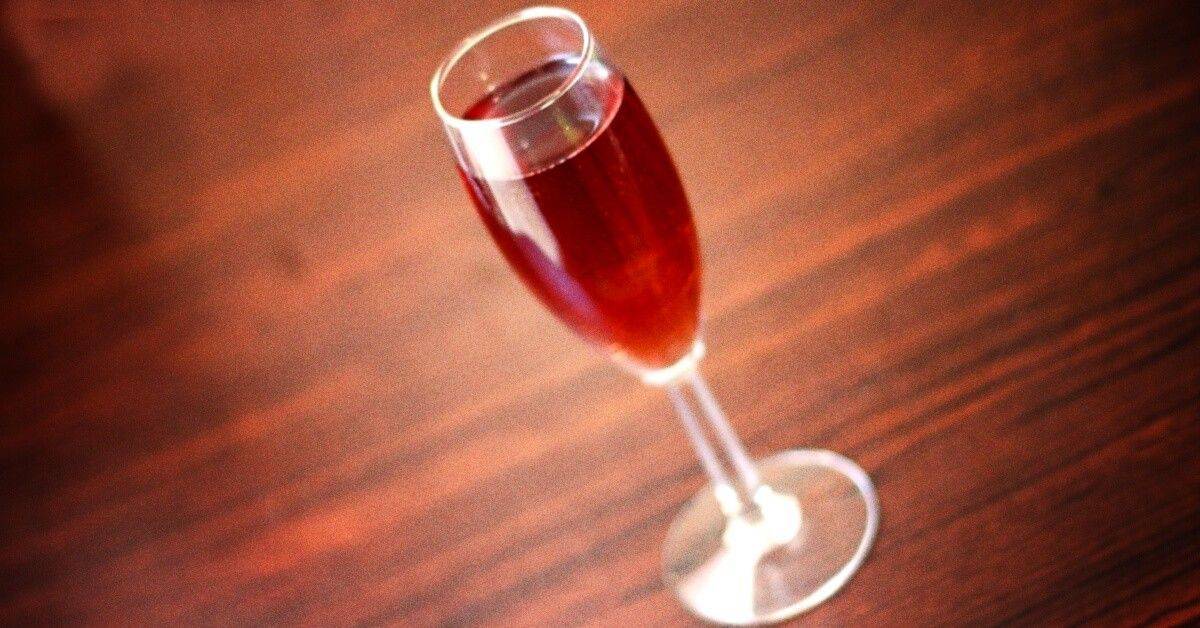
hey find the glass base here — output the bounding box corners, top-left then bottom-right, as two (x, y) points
(662, 449), (880, 625)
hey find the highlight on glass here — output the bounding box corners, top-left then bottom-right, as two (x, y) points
(430, 7), (879, 623)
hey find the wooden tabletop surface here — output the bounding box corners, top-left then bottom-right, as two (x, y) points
(2, 1), (1197, 625)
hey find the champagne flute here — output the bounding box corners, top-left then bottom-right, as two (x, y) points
(430, 7), (879, 624)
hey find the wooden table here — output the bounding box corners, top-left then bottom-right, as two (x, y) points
(2, 1), (1197, 624)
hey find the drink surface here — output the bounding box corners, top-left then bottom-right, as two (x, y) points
(459, 60), (701, 369)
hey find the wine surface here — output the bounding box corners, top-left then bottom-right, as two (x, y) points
(459, 60), (701, 369)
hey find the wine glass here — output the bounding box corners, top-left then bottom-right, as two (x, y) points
(430, 7), (879, 624)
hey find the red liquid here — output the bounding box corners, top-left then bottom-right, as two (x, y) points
(459, 62), (700, 369)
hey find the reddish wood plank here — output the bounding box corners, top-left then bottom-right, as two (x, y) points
(0, 1), (1197, 624)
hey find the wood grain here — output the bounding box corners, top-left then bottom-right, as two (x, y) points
(1, 1), (1197, 624)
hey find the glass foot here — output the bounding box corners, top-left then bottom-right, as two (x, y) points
(662, 449), (880, 625)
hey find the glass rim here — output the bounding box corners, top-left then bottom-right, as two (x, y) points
(429, 5), (595, 130)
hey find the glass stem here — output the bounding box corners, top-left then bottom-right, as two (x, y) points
(666, 368), (762, 517)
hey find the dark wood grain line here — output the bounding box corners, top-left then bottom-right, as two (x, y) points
(1126, 593), (1200, 628)
(880, 332), (1200, 548)
(1018, 527), (1200, 627)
